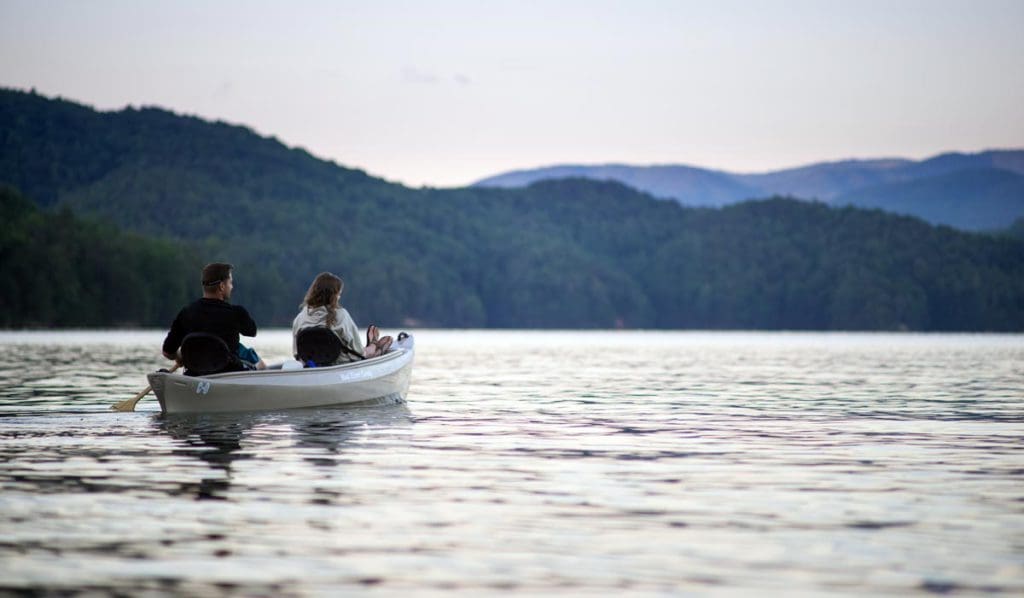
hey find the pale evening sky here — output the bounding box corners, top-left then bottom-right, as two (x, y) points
(1, 0), (1022, 187)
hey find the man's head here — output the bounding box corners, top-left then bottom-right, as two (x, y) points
(201, 262), (234, 301)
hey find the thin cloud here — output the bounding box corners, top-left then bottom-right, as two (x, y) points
(401, 66), (440, 84)
(401, 67), (472, 86)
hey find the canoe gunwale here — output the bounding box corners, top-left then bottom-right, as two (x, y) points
(190, 348), (407, 382)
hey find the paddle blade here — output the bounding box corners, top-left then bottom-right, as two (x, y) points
(111, 363), (178, 412)
(110, 386), (151, 412)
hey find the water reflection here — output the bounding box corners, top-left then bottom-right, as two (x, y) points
(157, 413), (254, 500)
(154, 402), (413, 500)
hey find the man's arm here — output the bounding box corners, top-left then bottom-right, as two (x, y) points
(161, 311), (186, 361)
(236, 305), (257, 337)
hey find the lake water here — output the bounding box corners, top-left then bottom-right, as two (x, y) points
(0, 330), (1021, 595)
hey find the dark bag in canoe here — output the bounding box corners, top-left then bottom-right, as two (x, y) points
(295, 327), (364, 367)
(180, 333), (250, 376)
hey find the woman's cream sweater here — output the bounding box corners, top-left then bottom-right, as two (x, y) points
(291, 305), (365, 363)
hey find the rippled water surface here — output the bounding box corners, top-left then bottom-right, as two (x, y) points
(0, 330), (1022, 595)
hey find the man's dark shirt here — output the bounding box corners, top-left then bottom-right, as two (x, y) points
(162, 298), (257, 357)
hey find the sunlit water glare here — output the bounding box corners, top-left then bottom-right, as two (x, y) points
(0, 330), (1022, 595)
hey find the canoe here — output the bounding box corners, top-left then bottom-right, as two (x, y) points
(147, 339), (414, 414)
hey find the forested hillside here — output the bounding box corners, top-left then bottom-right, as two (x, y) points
(2, 88), (1023, 331)
(0, 186), (199, 327)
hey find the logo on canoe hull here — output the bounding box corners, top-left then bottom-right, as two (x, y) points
(196, 381), (211, 395)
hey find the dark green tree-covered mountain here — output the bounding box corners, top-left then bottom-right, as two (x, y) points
(2, 88), (1023, 331)
(0, 185), (199, 327)
(1005, 217), (1024, 241)
(470, 163), (760, 207)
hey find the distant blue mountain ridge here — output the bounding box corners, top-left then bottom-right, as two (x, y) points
(472, 150), (1024, 231)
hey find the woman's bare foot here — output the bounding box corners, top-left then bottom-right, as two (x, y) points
(362, 333), (392, 358)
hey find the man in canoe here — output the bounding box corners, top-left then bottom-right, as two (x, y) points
(162, 262), (266, 373)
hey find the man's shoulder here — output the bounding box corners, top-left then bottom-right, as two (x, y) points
(196, 298), (243, 312)
(231, 303), (254, 316)
(176, 298), (204, 315)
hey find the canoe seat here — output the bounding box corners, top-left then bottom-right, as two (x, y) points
(181, 332), (245, 376)
(296, 327), (344, 367)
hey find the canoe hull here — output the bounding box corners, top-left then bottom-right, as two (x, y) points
(148, 347), (413, 414)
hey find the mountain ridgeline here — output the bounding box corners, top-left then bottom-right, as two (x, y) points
(474, 152), (1024, 231)
(2, 88), (1023, 331)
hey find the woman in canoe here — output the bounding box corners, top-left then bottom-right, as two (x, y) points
(292, 272), (392, 363)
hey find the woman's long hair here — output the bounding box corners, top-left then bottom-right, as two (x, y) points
(302, 272), (344, 328)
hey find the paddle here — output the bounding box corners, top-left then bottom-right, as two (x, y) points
(110, 363), (180, 412)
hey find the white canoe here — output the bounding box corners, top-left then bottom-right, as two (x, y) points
(147, 343), (414, 414)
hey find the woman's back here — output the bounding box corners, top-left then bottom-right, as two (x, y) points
(291, 305), (365, 363)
